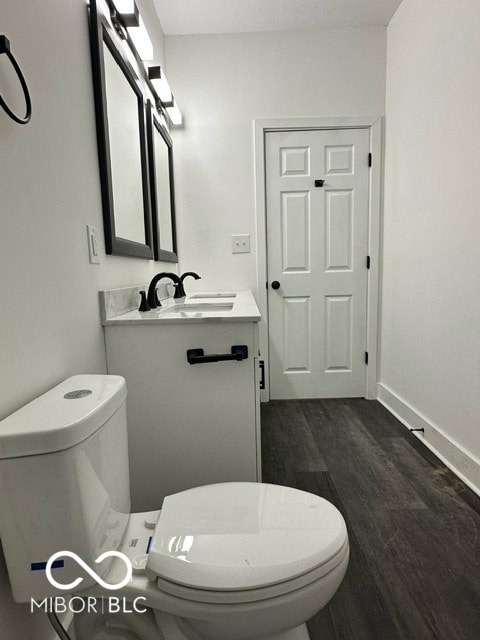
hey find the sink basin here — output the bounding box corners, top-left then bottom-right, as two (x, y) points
(164, 302), (234, 313)
(189, 292), (237, 299)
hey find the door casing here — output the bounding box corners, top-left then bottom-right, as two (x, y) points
(254, 116), (383, 401)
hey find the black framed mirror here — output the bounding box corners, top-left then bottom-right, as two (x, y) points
(89, 0), (154, 259)
(146, 101), (178, 262)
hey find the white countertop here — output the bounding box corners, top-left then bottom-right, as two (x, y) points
(102, 290), (261, 325)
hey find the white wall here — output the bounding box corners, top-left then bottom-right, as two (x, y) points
(0, 0), (170, 422)
(0, 0), (169, 636)
(380, 0), (480, 491)
(165, 28), (386, 292)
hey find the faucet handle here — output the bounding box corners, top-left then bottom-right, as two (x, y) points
(138, 291), (151, 312)
(147, 285), (161, 309)
(173, 282), (186, 299)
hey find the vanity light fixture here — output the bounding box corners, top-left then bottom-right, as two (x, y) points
(148, 65), (183, 127)
(126, 14), (153, 60)
(110, 0), (135, 11)
(164, 97), (183, 127)
(110, 0), (153, 60)
(148, 66), (172, 103)
(109, 2), (182, 126)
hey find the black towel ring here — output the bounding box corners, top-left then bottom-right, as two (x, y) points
(0, 35), (32, 125)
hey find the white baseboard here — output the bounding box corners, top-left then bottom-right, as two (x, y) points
(376, 383), (480, 497)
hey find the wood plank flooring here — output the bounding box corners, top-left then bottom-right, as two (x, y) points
(261, 399), (480, 640)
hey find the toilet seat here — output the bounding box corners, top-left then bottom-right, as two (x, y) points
(147, 482), (348, 600)
(154, 537), (349, 605)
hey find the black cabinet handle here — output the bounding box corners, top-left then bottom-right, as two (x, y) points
(187, 345), (248, 364)
(259, 360), (265, 390)
(271, 281), (281, 290)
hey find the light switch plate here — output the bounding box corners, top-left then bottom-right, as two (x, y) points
(232, 234), (251, 254)
(87, 225), (101, 264)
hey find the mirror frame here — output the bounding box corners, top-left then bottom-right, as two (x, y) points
(88, 0), (154, 259)
(146, 101), (178, 262)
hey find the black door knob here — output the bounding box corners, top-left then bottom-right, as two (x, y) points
(271, 281), (281, 290)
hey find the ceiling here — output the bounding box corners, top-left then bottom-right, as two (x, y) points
(153, 0), (403, 36)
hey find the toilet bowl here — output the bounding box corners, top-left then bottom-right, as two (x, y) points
(77, 482), (349, 640)
(0, 375), (349, 639)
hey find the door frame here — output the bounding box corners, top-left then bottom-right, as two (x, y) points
(254, 116), (383, 401)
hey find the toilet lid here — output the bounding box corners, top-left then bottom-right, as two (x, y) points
(146, 482), (347, 591)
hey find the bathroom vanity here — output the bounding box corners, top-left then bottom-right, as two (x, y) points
(101, 290), (261, 511)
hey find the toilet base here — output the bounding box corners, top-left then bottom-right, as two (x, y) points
(74, 607), (310, 640)
(275, 626), (310, 640)
(155, 611), (310, 640)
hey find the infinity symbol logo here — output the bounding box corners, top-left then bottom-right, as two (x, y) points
(46, 551), (132, 591)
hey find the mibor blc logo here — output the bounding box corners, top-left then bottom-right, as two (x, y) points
(30, 551), (147, 614)
(46, 550), (132, 591)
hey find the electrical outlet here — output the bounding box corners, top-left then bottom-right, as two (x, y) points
(87, 225), (101, 264)
(232, 234), (251, 254)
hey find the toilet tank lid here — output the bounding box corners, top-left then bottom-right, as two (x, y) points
(0, 375), (126, 459)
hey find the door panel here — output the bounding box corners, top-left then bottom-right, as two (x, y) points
(325, 295), (352, 371)
(266, 128), (370, 399)
(325, 190), (353, 270)
(283, 296), (311, 372)
(281, 191), (310, 271)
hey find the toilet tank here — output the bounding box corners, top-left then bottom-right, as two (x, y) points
(0, 375), (131, 602)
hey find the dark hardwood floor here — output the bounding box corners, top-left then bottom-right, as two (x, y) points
(261, 399), (480, 640)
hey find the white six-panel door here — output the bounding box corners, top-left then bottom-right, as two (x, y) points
(266, 128), (370, 399)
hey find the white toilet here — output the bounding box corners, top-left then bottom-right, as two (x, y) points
(0, 375), (349, 640)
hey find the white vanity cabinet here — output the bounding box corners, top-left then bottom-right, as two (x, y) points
(104, 314), (261, 511)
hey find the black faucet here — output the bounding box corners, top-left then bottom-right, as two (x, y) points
(174, 271), (202, 299)
(147, 272), (181, 308)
